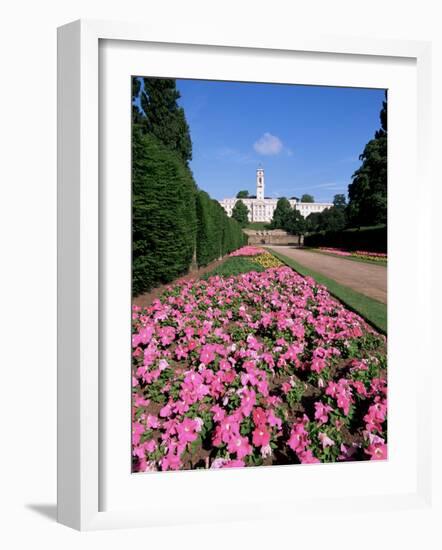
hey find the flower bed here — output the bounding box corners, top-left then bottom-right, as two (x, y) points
(229, 246), (264, 257)
(252, 252), (284, 269)
(353, 250), (387, 261)
(318, 247), (352, 257)
(132, 267), (387, 472)
(318, 247), (387, 262)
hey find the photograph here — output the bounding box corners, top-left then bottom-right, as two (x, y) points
(130, 76), (388, 473)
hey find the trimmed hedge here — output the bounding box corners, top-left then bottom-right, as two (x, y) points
(222, 216), (248, 257)
(132, 128), (197, 295)
(304, 225), (387, 253)
(196, 190), (247, 266)
(132, 128), (247, 295)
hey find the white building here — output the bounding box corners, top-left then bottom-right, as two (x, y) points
(219, 167), (333, 223)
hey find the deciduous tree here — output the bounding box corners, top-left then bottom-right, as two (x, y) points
(300, 194), (314, 203)
(270, 198), (292, 229)
(232, 200), (249, 227)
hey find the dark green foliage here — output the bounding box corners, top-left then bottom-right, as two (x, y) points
(236, 190), (250, 198)
(232, 200), (249, 227)
(347, 93), (387, 227)
(135, 77), (193, 164)
(196, 191), (224, 267)
(132, 76), (247, 293)
(304, 225), (387, 253)
(222, 216), (248, 256)
(300, 194), (315, 203)
(305, 195), (347, 234)
(132, 129), (197, 295)
(270, 198), (292, 229)
(196, 191), (246, 267)
(202, 257), (265, 279)
(305, 212), (322, 233)
(285, 208), (306, 235)
(306, 206), (346, 234)
(333, 194), (347, 209)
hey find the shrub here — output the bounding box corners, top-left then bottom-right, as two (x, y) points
(132, 128), (197, 295)
(304, 225), (386, 253)
(196, 191), (247, 266)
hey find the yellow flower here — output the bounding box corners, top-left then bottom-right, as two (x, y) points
(253, 252), (284, 269)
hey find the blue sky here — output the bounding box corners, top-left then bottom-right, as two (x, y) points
(175, 79), (386, 202)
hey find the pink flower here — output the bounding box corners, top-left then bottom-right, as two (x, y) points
(161, 451), (182, 471)
(132, 262), (387, 473)
(288, 418), (310, 453)
(211, 404), (226, 422)
(132, 421), (145, 446)
(146, 414), (160, 429)
(214, 414), (241, 446)
(252, 426), (270, 447)
(252, 407), (267, 427)
(176, 417), (199, 444)
(240, 387), (256, 417)
(227, 435), (253, 459)
(159, 403), (172, 417)
(199, 344), (216, 365)
(318, 432), (335, 448)
(298, 449), (320, 464)
(158, 326), (176, 346)
(366, 442), (388, 460)
(314, 402), (332, 425)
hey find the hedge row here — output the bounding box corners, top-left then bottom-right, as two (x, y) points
(132, 128), (247, 296)
(304, 225), (387, 253)
(196, 191), (247, 267)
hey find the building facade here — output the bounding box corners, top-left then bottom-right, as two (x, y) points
(219, 168), (333, 223)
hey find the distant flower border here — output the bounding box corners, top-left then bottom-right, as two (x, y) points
(318, 247), (387, 262)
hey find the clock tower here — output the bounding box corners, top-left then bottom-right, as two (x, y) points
(256, 167), (265, 200)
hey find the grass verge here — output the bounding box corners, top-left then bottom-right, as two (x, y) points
(201, 256), (265, 279)
(271, 250), (387, 334)
(245, 222), (271, 230)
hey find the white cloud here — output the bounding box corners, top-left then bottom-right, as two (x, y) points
(253, 133), (283, 156)
(312, 182), (346, 190)
(215, 147), (255, 164)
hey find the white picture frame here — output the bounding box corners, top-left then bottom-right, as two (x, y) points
(57, 19), (434, 531)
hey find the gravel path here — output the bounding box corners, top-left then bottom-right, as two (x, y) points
(267, 246), (387, 304)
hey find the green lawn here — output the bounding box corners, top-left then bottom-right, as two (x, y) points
(271, 250), (387, 334)
(201, 256), (265, 279)
(304, 248), (388, 267)
(245, 222), (271, 230)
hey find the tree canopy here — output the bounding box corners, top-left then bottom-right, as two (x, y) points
(305, 205), (347, 234)
(131, 76), (246, 294)
(285, 208), (306, 235)
(134, 77), (193, 164)
(236, 190), (250, 198)
(333, 194), (347, 209)
(231, 200), (249, 227)
(347, 92), (387, 227)
(300, 194), (314, 203)
(270, 198), (292, 229)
